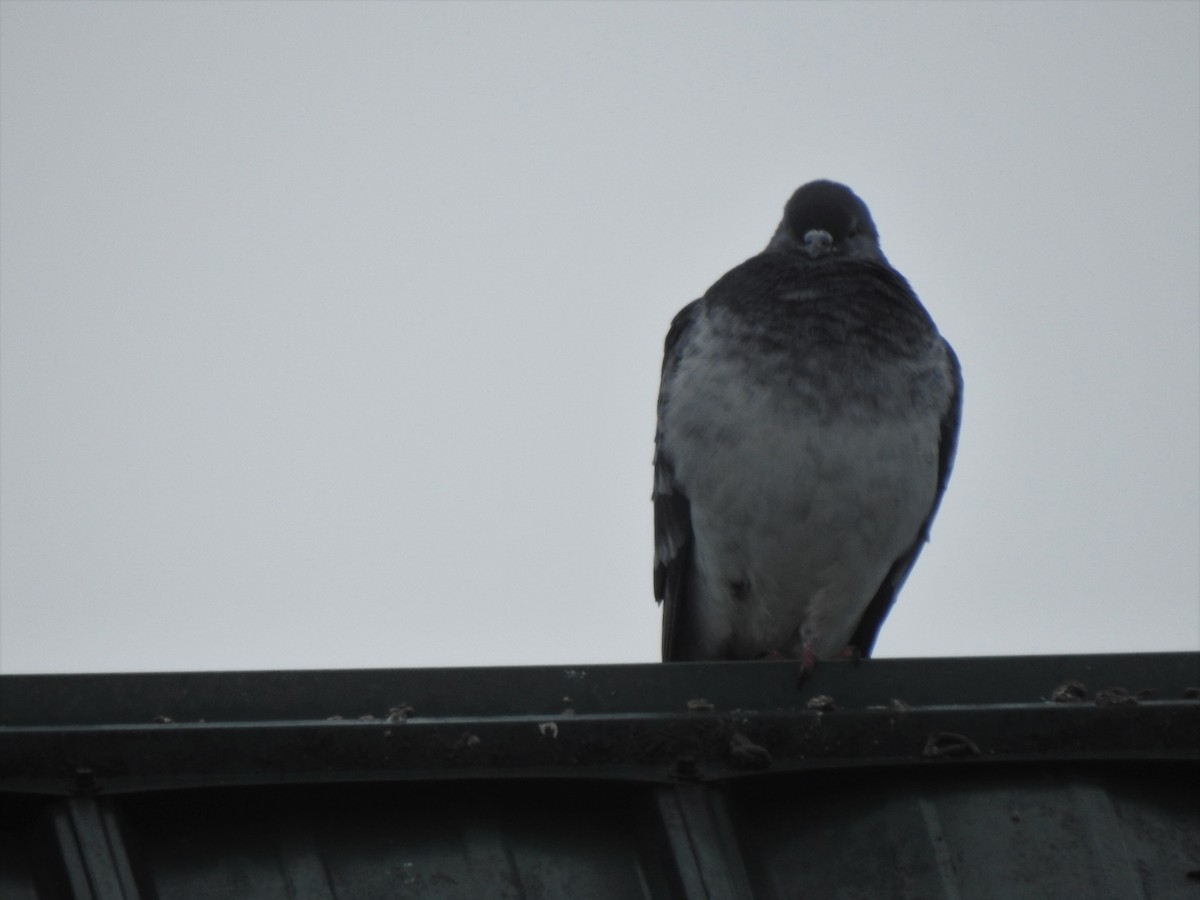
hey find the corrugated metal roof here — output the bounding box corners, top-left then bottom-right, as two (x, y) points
(2, 653), (1198, 899)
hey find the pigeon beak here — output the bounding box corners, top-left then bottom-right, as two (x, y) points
(803, 229), (834, 257)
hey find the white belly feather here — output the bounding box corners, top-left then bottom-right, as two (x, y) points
(662, 314), (943, 659)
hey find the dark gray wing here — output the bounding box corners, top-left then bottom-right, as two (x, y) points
(849, 339), (962, 657)
(653, 300), (702, 662)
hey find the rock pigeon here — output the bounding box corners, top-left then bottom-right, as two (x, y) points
(653, 180), (961, 668)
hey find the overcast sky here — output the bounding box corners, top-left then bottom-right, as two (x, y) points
(2, 1), (1197, 674)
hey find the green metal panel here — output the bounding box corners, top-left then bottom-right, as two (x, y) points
(2, 653), (1198, 898)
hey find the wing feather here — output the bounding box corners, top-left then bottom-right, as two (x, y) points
(653, 300), (702, 662)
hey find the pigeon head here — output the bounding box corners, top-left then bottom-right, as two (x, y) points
(768, 180), (885, 262)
